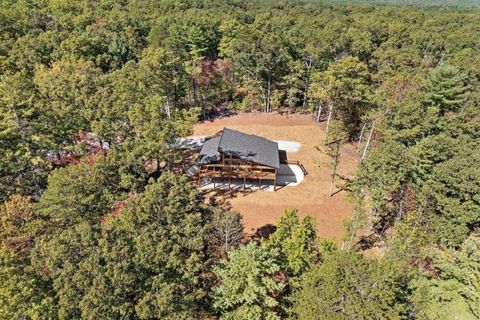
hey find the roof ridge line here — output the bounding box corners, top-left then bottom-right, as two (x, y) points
(217, 127), (226, 152)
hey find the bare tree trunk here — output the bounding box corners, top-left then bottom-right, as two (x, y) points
(329, 141), (340, 197)
(302, 58), (313, 109)
(315, 103), (322, 122)
(396, 184), (406, 221)
(266, 79), (272, 112)
(357, 121), (367, 150)
(199, 88), (206, 111)
(173, 84), (178, 108)
(302, 85), (309, 109)
(325, 103), (333, 134)
(362, 121), (375, 161)
(262, 89), (268, 113)
(224, 223), (229, 252)
(347, 206), (361, 250)
(262, 80), (271, 113)
(164, 100), (171, 120)
(192, 81), (197, 105)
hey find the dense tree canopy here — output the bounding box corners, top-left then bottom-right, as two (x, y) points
(412, 233), (480, 319)
(212, 242), (285, 320)
(1, 0), (479, 319)
(31, 172), (213, 319)
(267, 208), (317, 277)
(292, 251), (408, 319)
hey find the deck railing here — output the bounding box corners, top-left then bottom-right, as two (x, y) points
(199, 163), (276, 179)
(283, 160), (308, 176)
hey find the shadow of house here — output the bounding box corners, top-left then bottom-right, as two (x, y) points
(278, 149), (288, 164)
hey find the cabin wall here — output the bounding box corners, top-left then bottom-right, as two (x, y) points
(199, 155), (276, 179)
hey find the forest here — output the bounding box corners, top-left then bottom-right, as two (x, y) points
(329, 0), (480, 7)
(0, 0), (479, 319)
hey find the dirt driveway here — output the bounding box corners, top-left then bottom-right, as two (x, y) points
(194, 112), (360, 242)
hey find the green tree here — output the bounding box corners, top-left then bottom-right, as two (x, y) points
(0, 251), (55, 320)
(267, 209), (317, 277)
(33, 59), (101, 149)
(226, 22), (290, 112)
(213, 242), (285, 320)
(292, 251), (408, 320)
(422, 148), (480, 246)
(33, 172), (211, 319)
(424, 64), (470, 115)
(32, 222), (100, 319)
(315, 56), (371, 139)
(374, 75), (438, 147)
(386, 210), (434, 267)
(93, 51), (197, 171)
(0, 194), (44, 256)
(91, 173), (210, 319)
(354, 141), (412, 225)
(36, 158), (118, 229)
(412, 233), (480, 320)
(0, 72), (48, 201)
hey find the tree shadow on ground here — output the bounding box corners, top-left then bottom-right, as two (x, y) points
(201, 106), (238, 122)
(250, 224), (277, 241)
(353, 233), (382, 251)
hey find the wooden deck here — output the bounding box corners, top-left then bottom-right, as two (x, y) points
(198, 155), (277, 190)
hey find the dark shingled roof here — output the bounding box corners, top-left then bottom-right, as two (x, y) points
(198, 128), (280, 169)
(197, 136), (221, 165)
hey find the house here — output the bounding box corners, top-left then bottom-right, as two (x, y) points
(197, 128), (280, 190)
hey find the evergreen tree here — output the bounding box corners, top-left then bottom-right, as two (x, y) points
(33, 172), (211, 319)
(424, 64), (470, 115)
(292, 251), (408, 320)
(412, 233), (480, 320)
(32, 222), (100, 319)
(0, 72), (48, 201)
(225, 22), (290, 112)
(212, 242), (285, 320)
(0, 251), (55, 320)
(267, 209), (317, 277)
(33, 59), (101, 147)
(36, 158), (119, 229)
(422, 147), (480, 246)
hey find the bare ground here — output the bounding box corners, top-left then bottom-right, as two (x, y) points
(194, 112), (360, 242)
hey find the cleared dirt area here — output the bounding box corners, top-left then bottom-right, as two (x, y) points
(194, 112), (360, 242)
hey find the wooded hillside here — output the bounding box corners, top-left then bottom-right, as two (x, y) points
(328, 0), (480, 7)
(1, 1), (479, 319)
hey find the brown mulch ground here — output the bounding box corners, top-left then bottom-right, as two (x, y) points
(194, 112), (360, 242)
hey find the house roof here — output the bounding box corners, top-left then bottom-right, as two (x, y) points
(197, 136), (221, 165)
(198, 128), (280, 169)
